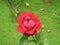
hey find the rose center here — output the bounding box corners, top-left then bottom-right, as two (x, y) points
(23, 16), (35, 30)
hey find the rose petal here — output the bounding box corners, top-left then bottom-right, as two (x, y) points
(23, 20), (28, 28)
(24, 16), (31, 20)
(26, 28), (37, 35)
(29, 20), (35, 28)
(29, 13), (42, 30)
(36, 22), (42, 31)
(17, 25), (24, 34)
(25, 22), (42, 35)
(23, 16), (35, 30)
(17, 12), (31, 25)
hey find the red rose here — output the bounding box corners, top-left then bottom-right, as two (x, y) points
(17, 12), (42, 36)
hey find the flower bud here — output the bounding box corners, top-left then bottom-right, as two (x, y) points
(26, 3), (29, 7)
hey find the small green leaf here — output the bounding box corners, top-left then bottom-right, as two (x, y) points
(27, 40), (36, 43)
(35, 32), (41, 42)
(34, 31), (43, 45)
(19, 35), (28, 45)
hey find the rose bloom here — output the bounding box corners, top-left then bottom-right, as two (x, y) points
(17, 12), (42, 36)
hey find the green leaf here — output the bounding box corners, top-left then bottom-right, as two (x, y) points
(19, 35), (28, 45)
(35, 32), (41, 42)
(27, 40), (37, 45)
(27, 40), (36, 43)
(34, 31), (43, 45)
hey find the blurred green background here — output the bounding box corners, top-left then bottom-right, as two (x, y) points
(0, 0), (60, 45)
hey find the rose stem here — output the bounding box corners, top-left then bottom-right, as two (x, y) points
(32, 36), (38, 45)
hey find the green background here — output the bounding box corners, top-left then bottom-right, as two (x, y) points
(0, 0), (60, 45)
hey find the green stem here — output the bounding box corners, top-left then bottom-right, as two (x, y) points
(32, 36), (38, 45)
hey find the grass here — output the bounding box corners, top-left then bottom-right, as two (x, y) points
(0, 0), (60, 45)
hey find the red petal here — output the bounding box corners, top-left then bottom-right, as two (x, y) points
(29, 13), (42, 30)
(17, 12), (31, 25)
(17, 25), (24, 34)
(36, 22), (42, 31)
(26, 26), (37, 35)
